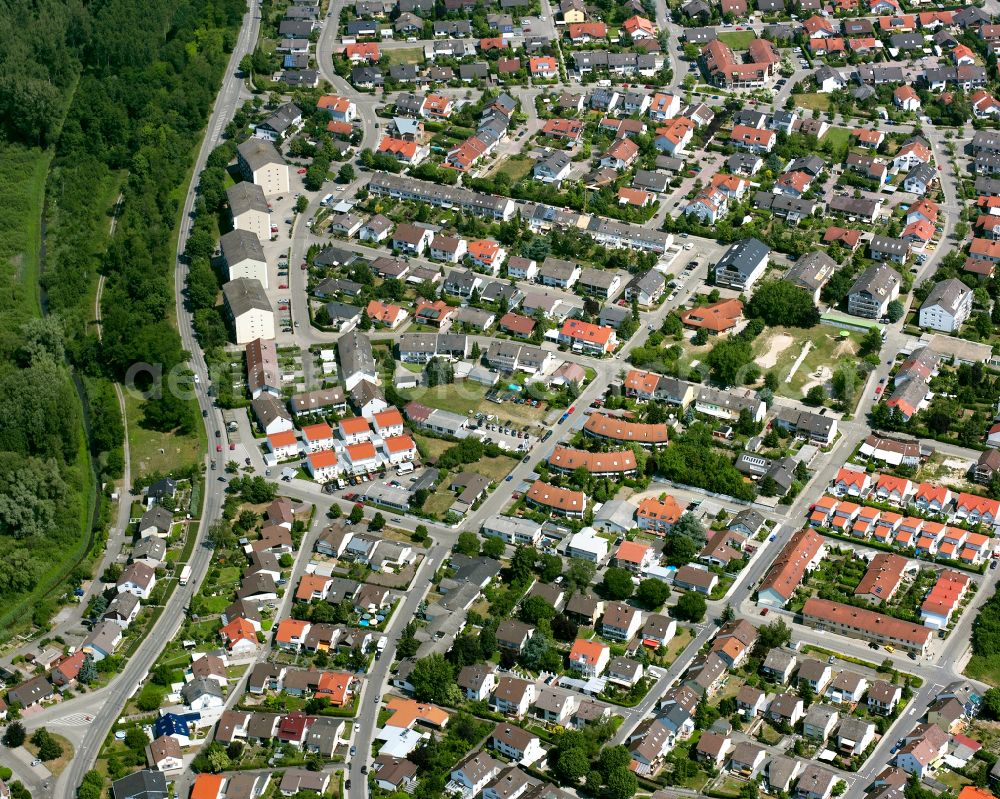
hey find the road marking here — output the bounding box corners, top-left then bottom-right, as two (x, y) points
(50, 713), (93, 727)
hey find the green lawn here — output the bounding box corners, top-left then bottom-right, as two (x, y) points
(716, 31), (756, 49)
(936, 770), (973, 791)
(125, 390), (204, 478)
(493, 156), (533, 182)
(423, 488), (457, 517)
(795, 92), (831, 112)
(965, 655), (1000, 686)
(402, 383), (489, 416)
(463, 455), (517, 483)
(824, 126), (851, 151)
(383, 47), (425, 65)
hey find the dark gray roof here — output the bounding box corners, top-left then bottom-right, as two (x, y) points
(221, 228), (265, 266)
(921, 278), (971, 315)
(259, 103), (302, 135)
(223, 277), (270, 316)
(785, 250), (837, 292)
(338, 329), (376, 379)
(237, 138), (285, 171)
(227, 182), (269, 216)
(889, 32), (923, 50)
(715, 238), (771, 279)
(113, 771), (168, 799)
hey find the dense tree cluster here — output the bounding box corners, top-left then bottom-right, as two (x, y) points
(745, 280), (820, 328)
(651, 425), (758, 501)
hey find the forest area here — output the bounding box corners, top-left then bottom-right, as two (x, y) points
(0, 0), (245, 634)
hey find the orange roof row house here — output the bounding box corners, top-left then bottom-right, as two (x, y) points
(583, 413), (669, 445)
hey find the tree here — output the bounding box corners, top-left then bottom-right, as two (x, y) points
(635, 578), (670, 609)
(754, 619), (792, 657)
(31, 728), (62, 761)
(553, 747), (590, 783)
(481, 537), (505, 559)
(349, 505), (364, 524)
(600, 567), (634, 600)
(3, 722), (25, 748)
(981, 688), (1000, 721)
(479, 625), (497, 658)
(673, 592), (707, 622)
(804, 385), (827, 406)
(78, 654), (98, 685)
(565, 558), (596, 589)
(124, 727), (148, 752)
(338, 164), (355, 183)
(706, 336), (756, 386)
(551, 613), (579, 642)
(410, 654), (455, 703)
(538, 554), (563, 582)
(605, 766), (638, 799)
(664, 534), (698, 567)
(672, 513), (707, 547)
(456, 532), (481, 557)
(758, 475), (779, 496)
(369, 512), (385, 531)
(886, 300), (904, 323)
(508, 546), (536, 585)
(520, 631), (552, 669)
(598, 746), (632, 779)
(745, 280), (820, 327)
(520, 595), (557, 624)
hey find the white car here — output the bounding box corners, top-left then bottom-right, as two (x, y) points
(354, 723), (361, 732)
(684, 242), (694, 250)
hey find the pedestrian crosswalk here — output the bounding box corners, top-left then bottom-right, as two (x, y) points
(51, 713), (92, 727)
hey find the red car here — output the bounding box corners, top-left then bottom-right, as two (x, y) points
(297, 168), (307, 174)
(760, 608), (769, 616)
(875, 386), (883, 394)
(278, 283), (288, 289)
(216, 445), (222, 452)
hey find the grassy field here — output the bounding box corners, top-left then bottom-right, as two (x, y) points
(716, 30), (756, 49)
(383, 47), (425, 65)
(424, 488), (457, 517)
(125, 390), (204, 478)
(414, 433), (451, 461)
(402, 383), (489, 416)
(935, 770), (973, 791)
(493, 156), (533, 182)
(464, 454), (517, 482)
(0, 145), (49, 319)
(966, 655), (1000, 686)
(795, 92), (831, 112)
(824, 126), (851, 152)
(25, 732), (74, 777)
